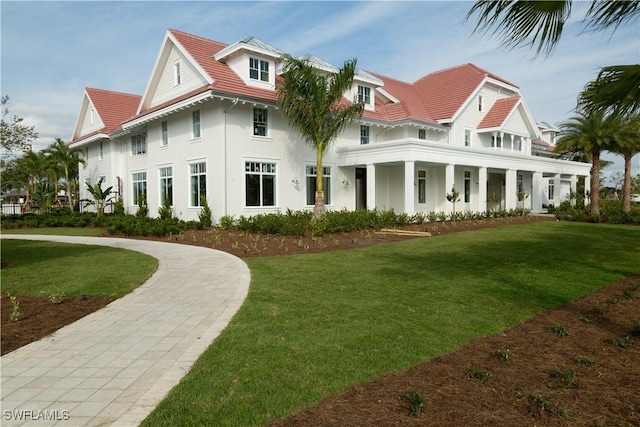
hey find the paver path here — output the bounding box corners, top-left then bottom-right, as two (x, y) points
(1, 235), (251, 426)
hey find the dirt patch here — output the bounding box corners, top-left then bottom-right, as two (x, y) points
(271, 274), (640, 427)
(1, 295), (113, 355)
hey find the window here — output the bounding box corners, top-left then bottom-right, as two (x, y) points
(418, 170), (426, 204)
(160, 166), (173, 206)
(491, 135), (502, 148)
(245, 161), (276, 207)
(357, 85), (371, 104)
(190, 162), (206, 207)
(360, 125), (370, 145)
(192, 110), (201, 139)
(99, 141), (103, 160)
(478, 94), (484, 112)
(548, 179), (555, 200)
(517, 137), (523, 151)
(132, 172), (147, 205)
(517, 174), (524, 193)
(418, 129), (426, 140)
(174, 62), (181, 86)
(131, 134), (146, 156)
(464, 171), (471, 203)
(464, 129), (471, 147)
(306, 166), (331, 205)
(249, 57), (269, 82)
(253, 108), (268, 137)
(90, 108), (95, 125)
(161, 121), (169, 147)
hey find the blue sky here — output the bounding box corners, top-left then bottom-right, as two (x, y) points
(2, 1), (638, 181)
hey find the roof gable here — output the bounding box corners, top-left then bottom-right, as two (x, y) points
(71, 88), (140, 142)
(477, 96), (521, 129)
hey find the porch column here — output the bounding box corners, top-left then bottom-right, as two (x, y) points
(570, 175), (577, 206)
(366, 163), (376, 210)
(404, 161), (415, 215)
(510, 134), (515, 152)
(500, 132), (505, 151)
(532, 171), (543, 213)
(554, 173), (562, 206)
(445, 163), (455, 214)
(584, 175), (591, 206)
(505, 169), (517, 210)
(478, 166), (487, 212)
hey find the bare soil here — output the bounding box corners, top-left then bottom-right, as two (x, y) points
(2, 216), (639, 426)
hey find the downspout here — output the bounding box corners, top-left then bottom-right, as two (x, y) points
(223, 98), (239, 216)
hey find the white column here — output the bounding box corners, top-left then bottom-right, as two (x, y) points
(505, 169), (517, 210)
(510, 134), (515, 152)
(366, 164), (376, 210)
(404, 161), (415, 215)
(554, 173), (562, 206)
(478, 166), (487, 212)
(584, 175), (591, 206)
(445, 163), (455, 214)
(570, 175), (577, 206)
(532, 171), (543, 213)
(500, 131), (505, 151)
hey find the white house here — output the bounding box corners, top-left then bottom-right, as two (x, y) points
(70, 29), (591, 221)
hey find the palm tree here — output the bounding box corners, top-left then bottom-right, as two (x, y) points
(466, 0), (640, 113)
(555, 110), (619, 216)
(46, 138), (85, 211)
(84, 177), (114, 217)
(277, 54), (365, 218)
(610, 115), (640, 212)
(580, 65), (640, 117)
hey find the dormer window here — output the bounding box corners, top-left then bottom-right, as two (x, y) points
(357, 86), (371, 105)
(250, 58), (269, 82)
(174, 62), (181, 86)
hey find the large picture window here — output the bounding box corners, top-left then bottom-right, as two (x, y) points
(132, 172), (147, 205)
(190, 162), (206, 207)
(306, 166), (331, 205)
(245, 161), (276, 207)
(160, 166), (173, 206)
(131, 134), (146, 156)
(253, 108), (268, 137)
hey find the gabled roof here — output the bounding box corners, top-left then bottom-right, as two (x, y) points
(71, 88), (141, 143)
(413, 63), (519, 122)
(477, 96), (521, 129)
(214, 35), (284, 61)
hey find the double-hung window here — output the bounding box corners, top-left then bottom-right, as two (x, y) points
(249, 58), (269, 82)
(161, 121), (169, 147)
(132, 172), (147, 205)
(464, 129), (471, 147)
(245, 161), (276, 207)
(491, 135), (502, 148)
(306, 166), (331, 205)
(192, 110), (201, 139)
(418, 170), (426, 204)
(357, 85), (371, 105)
(131, 134), (146, 156)
(548, 179), (555, 201)
(253, 108), (268, 137)
(160, 166), (173, 206)
(360, 125), (370, 145)
(418, 129), (426, 140)
(190, 162), (206, 207)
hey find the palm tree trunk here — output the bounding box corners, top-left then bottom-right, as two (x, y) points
(313, 149), (326, 219)
(590, 149), (601, 217)
(622, 151), (632, 213)
(65, 166), (74, 212)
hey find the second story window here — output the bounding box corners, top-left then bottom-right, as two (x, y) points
(131, 134), (146, 156)
(360, 125), (370, 145)
(464, 129), (471, 147)
(357, 86), (371, 105)
(161, 121), (169, 146)
(253, 108), (268, 137)
(418, 129), (426, 140)
(192, 110), (201, 139)
(250, 58), (269, 82)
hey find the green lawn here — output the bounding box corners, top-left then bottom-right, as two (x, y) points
(142, 221), (640, 426)
(2, 227), (106, 236)
(1, 239), (157, 298)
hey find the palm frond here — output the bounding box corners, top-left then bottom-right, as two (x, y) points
(584, 0), (640, 33)
(580, 64), (640, 117)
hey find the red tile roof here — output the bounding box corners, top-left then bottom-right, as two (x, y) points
(86, 88), (141, 133)
(477, 96), (521, 129)
(413, 63), (518, 122)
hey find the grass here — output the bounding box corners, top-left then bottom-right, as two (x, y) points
(1, 227), (106, 236)
(1, 239), (157, 298)
(142, 221), (640, 426)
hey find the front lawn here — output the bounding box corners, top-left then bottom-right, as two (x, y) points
(142, 221), (640, 426)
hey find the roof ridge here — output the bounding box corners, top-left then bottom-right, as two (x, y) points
(168, 28), (229, 48)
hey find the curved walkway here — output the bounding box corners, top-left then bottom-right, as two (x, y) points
(0, 235), (251, 426)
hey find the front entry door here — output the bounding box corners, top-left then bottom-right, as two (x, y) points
(355, 167), (367, 210)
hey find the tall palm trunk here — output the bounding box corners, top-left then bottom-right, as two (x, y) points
(64, 165), (74, 212)
(622, 151), (632, 213)
(313, 149), (325, 219)
(590, 148), (601, 216)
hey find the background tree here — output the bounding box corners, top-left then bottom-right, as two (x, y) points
(1, 95), (38, 153)
(555, 110), (619, 215)
(46, 138), (85, 211)
(609, 115), (640, 212)
(277, 54), (365, 218)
